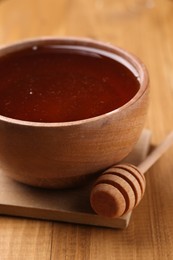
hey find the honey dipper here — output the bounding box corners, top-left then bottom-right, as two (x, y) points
(90, 132), (173, 218)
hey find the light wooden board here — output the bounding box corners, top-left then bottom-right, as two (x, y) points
(0, 129), (151, 229)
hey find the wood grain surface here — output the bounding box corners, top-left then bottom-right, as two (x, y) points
(0, 0), (173, 259)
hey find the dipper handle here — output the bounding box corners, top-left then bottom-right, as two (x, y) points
(90, 131), (173, 218)
(138, 131), (173, 174)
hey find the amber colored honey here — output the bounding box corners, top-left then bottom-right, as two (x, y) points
(0, 45), (140, 122)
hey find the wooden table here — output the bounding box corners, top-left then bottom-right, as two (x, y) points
(0, 0), (173, 259)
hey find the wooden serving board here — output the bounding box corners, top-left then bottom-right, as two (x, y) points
(0, 129), (151, 229)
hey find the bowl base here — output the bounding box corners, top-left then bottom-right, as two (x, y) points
(0, 129), (151, 229)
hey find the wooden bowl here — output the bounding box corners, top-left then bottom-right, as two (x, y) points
(0, 37), (149, 188)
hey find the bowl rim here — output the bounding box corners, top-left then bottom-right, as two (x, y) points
(0, 36), (149, 127)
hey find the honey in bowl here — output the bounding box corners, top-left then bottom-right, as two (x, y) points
(0, 44), (140, 123)
(0, 38), (149, 189)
